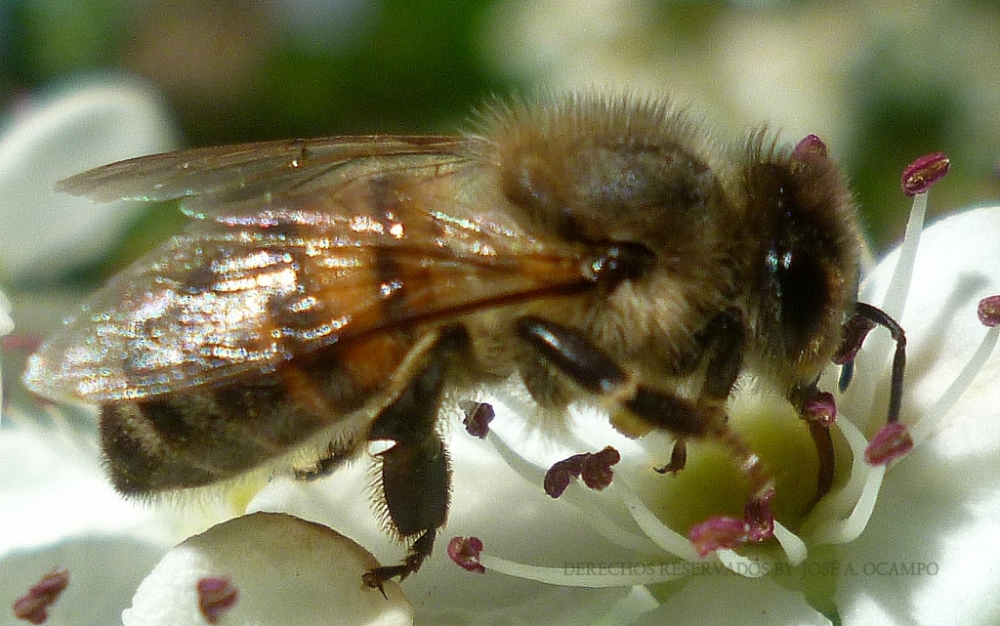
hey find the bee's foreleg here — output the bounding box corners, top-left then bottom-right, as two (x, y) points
(362, 327), (468, 592)
(832, 302), (912, 467)
(795, 302), (909, 499)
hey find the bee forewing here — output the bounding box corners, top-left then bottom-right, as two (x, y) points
(56, 135), (473, 204)
(27, 137), (590, 404)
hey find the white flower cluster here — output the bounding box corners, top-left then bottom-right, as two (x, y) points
(3, 82), (1000, 626)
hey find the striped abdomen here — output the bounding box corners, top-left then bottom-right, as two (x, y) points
(100, 332), (415, 495)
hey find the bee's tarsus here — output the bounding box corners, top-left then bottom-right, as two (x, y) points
(654, 439), (687, 474)
(364, 330), (463, 587)
(363, 528), (437, 593)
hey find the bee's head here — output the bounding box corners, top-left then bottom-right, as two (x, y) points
(742, 134), (863, 380)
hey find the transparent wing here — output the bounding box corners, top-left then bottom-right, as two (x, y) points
(56, 135), (469, 204)
(26, 136), (589, 403)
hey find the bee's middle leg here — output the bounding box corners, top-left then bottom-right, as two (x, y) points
(515, 311), (744, 444)
(516, 312), (771, 490)
(516, 314), (777, 554)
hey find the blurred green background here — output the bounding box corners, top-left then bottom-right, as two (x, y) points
(2, 0), (999, 273)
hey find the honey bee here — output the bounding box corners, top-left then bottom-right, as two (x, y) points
(23, 93), (906, 589)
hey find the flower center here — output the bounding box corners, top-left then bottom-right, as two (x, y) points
(630, 385), (845, 552)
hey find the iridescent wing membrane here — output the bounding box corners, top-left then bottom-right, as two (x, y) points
(25, 136), (589, 404)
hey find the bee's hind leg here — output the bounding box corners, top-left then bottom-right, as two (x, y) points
(361, 327), (469, 592)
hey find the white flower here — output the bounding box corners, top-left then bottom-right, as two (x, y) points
(0, 76), (176, 281)
(474, 206), (1000, 623)
(5, 80), (998, 624)
(0, 78), (185, 626)
(247, 422), (655, 625)
(122, 513), (413, 626)
(833, 204), (1000, 626)
(244, 190), (1000, 623)
(11, 195), (1000, 625)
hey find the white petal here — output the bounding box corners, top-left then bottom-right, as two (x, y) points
(0, 535), (164, 626)
(912, 490), (1000, 624)
(834, 207), (1000, 623)
(0, 78), (176, 279)
(123, 512), (413, 626)
(853, 206), (1000, 453)
(835, 442), (1000, 625)
(834, 594), (906, 626)
(634, 574), (831, 626)
(0, 414), (164, 557)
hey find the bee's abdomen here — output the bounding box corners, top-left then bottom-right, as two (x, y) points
(100, 383), (309, 494)
(101, 333), (415, 495)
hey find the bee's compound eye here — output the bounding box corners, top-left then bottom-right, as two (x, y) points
(770, 249), (829, 350)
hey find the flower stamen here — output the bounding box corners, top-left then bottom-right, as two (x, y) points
(864, 421), (914, 465)
(901, 152), (950, 196)
(793, 134), (828, 160)
(12, 567), (70, 625)
(802, 391), (837, 426)
(461, 401), (495, 439)
(447, 536), (486, 573)
(544, 447), (621, 498)
(449, 535), (689, 587)
(196, 576), (239, 625)
(977, 295), (1000, 327)
(616, 483), (700, 560)
(486, 430), (658, 553)
(909, 321), (1000, 447)
(689, 488), (776, 557)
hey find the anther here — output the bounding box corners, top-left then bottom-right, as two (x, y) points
(447, 536), (486, 573)
(197, 576), (239, 625)
(901, 152), (950, 196)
